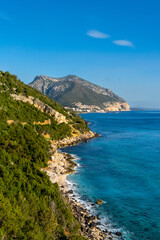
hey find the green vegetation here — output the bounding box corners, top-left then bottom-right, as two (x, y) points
(0, 71), (69, 116)
(35, 122), (72, 140)
(0, 71), (89, 135)
(0, 71), (88, 239)
(53, 81), (122, 107)
(29, 74), (125, 109)
(0, 123), (84, 239)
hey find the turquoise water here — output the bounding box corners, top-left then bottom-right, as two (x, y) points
(65, 111), (160, 240)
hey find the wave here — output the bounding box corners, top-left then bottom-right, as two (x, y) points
(66, 162), (133, 240)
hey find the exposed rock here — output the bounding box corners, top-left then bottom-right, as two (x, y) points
(11, 94), (34, 104)
(67, 190), (73, 194)
(7, 120), (15, 125)
(89, 222), (97, 228)
(11, 93), (67, 124)
(67, 101), (130, 113)
(96, 199), (103, 205)
(91, 203), (96, 207)
(51, 131), (97, 149)
(115, 232), (122, 236)
(45, 146), (121, 240)
(103, 101), (130, 112)
(43, 127), (121, 240)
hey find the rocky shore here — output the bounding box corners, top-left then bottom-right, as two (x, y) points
(44, 131), (123, 240)
(51, 130), (99, 151)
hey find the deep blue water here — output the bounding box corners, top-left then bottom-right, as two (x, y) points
(65, 111), (160, 240)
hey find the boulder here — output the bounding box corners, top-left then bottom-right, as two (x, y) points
(96, 199), (103, 205)
(89, 222), (96, 228)
(116, 231), (122, 236)
(67, 190), (73, 194)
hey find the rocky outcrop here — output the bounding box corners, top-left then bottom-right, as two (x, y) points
(11, 94), (67, 124)
(68, 198), (112, 240)
(51, 131), (98, 150)
(103, 101), (130, 112)
(96, 199), (103, 205)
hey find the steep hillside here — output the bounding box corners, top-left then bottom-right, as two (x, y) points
(0, 71), (90, 240)
(29, 75), (130, 112)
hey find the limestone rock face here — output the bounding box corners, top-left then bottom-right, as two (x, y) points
(11, 94), (67, 124)
(103, 102), (130, 112)
(11, 94), (34, 104)
(33, 98), (67, 124)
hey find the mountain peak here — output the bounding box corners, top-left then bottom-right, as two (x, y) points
(29, 74), (130, 112)
(65, 74), (78, 78)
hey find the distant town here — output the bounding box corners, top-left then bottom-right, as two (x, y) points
(65, 102), (106, 113)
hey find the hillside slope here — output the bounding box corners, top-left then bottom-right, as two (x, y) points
(29, 75), (130, 112)
(0, 71), (90, 240)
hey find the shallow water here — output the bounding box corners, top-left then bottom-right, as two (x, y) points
(65, 111), (160, 240)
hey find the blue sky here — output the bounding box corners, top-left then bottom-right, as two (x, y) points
(0, 0), (160, 108)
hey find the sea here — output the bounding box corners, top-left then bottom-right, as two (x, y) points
(65, 111), (160, 240)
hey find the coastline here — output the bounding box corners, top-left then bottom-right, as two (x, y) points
(44, 131), (123, 240)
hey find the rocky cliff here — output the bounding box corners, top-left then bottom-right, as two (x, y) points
(11, 93), (68, 124)
(29, 75), (130, 112)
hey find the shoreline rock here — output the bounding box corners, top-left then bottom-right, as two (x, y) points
(53, 131), (99, 149)
(44, 131), (123, 240)
(96, 199), (104, 205)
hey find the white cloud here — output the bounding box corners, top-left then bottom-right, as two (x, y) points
(113, 40), (134, 47)
(87, 30), (110, 39)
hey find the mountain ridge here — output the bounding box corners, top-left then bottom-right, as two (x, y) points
(29, 74), (130, 112)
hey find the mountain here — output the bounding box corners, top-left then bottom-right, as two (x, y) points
(0, 71), (91, 240)
(29, 75), (130, 112)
